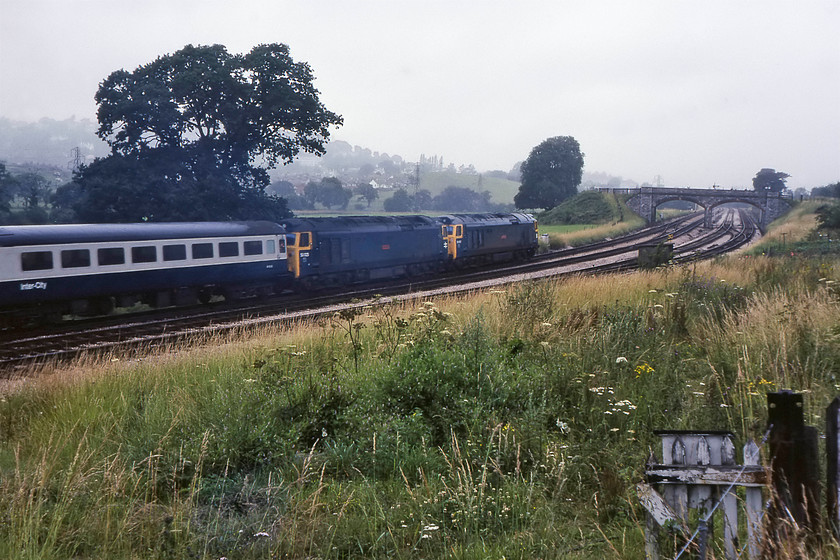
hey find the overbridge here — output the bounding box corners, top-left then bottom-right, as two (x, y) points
(625, 187), (792, 231)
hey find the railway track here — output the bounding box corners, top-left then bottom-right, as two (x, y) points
(0, 210), (756, 373)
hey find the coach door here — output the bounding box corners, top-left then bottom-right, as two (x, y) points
(287, 231), (312, 278)
(442, 224), (463, 260)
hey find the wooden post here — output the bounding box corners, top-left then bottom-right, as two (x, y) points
(720, 436), (738, 560)
(767, 391), (821, 541)
(743, 439), (764, 557)
(827, 397), (840, 539)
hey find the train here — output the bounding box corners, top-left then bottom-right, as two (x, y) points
(0, 213), (538, 327)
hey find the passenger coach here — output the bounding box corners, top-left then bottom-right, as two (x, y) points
(0, 221), (290, 321)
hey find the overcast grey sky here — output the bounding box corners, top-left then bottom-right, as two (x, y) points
(1, 0), (838, 189)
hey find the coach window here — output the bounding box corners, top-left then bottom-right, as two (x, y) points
(21, 251), (54, 271)
(163, 244), (187, 261)
(192, 243), (213, 259)
(98, 247), (125, 266)
(219, 241), (239, 258)
(61, 249), (91, 268)
(244, 240), (263, 256)
(265, 239), (276, 254)
(131, 246), (157, 263)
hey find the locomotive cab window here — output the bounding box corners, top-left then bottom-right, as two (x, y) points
(298, 232), (311, 248)
(163, 244), (187, 261)
(21, 251), (54, 271)
(192, 243), (213, 259)
(244, 240), (263, 256)
(132, 246), (157, 263)
(219, 241), (239, 258)
(98, 248), (125, 266)
(61, 249), (91, 268)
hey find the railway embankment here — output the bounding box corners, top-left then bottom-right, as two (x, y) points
(0, 205), (838, 559)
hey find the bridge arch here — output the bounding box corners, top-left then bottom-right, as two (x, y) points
(625, 187), (791, 231)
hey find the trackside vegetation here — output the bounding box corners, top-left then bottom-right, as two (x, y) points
(539, 191), (645, 248)
(0, 205), (839, 559)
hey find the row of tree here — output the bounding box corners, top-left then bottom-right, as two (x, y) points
(266, 177), (510, 213)
(382, 185), (510, 213)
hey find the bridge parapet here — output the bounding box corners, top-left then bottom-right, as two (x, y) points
(626, 187), (791, 231)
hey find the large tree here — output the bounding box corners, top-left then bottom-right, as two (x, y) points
(752, 168), (790, 193)
(514, 136), (584, 210)
(68, 43), (342, 222)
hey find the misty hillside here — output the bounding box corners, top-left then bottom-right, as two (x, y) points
(0, 119), (635, 209)
(0, 117), (109, 168)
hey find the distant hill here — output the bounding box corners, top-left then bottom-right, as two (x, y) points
(0, 117), (109, 168)
(539, 190), (622, 225)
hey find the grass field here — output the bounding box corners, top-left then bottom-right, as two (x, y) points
(1, 202), (838, 559)
(418, 171), (520, 202)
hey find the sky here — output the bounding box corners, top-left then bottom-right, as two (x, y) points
(1, 0), (838, 190)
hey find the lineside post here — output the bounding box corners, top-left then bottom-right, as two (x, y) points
(766, 391), (821, 550)
(827, 397), (840, 539)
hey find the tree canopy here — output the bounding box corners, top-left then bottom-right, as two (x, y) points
(303, 177), (353, 210)
(812, 182), (840, 199)
(514, 136), (584, 210)
(66, 43), (342, 222)
(383, 189), (415, 212)
(752, 168), (790, 193)
(432, 186), (494, 212)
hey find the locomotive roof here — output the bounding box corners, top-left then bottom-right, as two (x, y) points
(436, 212), (536, 225)
(281, 215), (438, 233)
(0, 221), (284, 247)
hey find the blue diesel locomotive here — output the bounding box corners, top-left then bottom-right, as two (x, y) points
(0, 213), (537, 325)
(282, 215), (445, 288)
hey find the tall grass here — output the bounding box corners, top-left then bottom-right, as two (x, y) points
(1, 249), (838, 557)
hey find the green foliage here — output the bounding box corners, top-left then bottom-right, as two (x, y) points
(812, 182), (840, 199)
(303, 177), (353, 210)
(383, 188), (415, 212)
(515, 136), (584, 210)
(816, 201), (840, 229)
(419, 170), (520, 204)
(354, 183), (379, 207)
(431, 185), (501, 212)
(752, 167), (790, 192)
(68, 43), (341, 222)
(539, 190), (616, 224)
(3, 255), (840, 558)
(66, 150), (292, 222)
